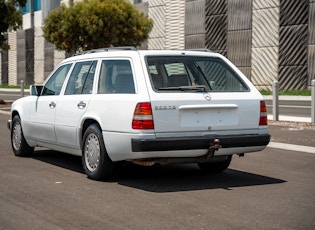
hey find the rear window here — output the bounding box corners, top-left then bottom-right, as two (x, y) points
(145, 56), (249, 92)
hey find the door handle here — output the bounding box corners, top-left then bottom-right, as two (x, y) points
(49, 101), (56, 109)
(77, 101), (86, 109)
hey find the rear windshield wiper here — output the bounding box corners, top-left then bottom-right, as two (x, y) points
(158, 85), (208, 92)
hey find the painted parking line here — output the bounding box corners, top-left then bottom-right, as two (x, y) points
(268, 142), (315, 154)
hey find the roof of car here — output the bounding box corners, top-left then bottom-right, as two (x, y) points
(62, 47), (222, 63)
(72, 46), (213, 56)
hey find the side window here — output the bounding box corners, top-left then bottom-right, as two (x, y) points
(65, 61), (97, 95)
(98, 60), (135, 94)
(41, 64), (72, 96)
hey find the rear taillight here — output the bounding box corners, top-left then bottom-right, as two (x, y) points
(132, 102), (154, 129)
(259, 100), (268, 126)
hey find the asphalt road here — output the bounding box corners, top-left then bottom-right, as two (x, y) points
(0, 112), (315, 229)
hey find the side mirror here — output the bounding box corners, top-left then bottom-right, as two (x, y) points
(30, 85), (43, 96)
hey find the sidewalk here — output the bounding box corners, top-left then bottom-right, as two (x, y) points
(267, 115), (311, 123)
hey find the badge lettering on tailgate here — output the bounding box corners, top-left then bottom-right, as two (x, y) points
(154, 105), (176, 110)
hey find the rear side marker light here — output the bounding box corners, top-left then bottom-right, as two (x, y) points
(259, 100), (268, 126)
(132, 102), (154, 129)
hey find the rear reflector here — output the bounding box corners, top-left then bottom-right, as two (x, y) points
(259, 101), (268, 126)
(132, 102), (154, 129)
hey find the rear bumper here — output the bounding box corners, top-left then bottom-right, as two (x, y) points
(131, 134), (270, 152)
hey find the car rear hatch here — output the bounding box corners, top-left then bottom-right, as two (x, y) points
(143, 53), (264, 138)
(149, 93), (261, 137)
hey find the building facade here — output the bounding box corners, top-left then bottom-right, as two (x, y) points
(0, 0), (314, 90)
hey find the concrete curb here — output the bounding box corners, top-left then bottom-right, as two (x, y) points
(268, 142), (315, 154)
(0, 88), (30, 93)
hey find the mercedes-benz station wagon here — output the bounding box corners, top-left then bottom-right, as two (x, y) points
(8, 47), (270, 180)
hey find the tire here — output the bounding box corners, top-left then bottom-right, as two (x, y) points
(82, 124), (114, 180)
(11, 115), (34, 156)
(198, 155), (232, 173)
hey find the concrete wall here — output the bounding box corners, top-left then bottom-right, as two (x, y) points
(278, 0), (308, 90)
(309, 0), (315, 86)
(251, 0), (279, 89)
(1, 0), (314, 90)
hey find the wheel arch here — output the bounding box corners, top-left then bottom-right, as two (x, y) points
(80, 118), (102, 148)
(11, 110), (19, 120)
(10, 110), (21, 130)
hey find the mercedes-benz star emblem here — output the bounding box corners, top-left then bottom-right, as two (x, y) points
(203, 92), (211, 101)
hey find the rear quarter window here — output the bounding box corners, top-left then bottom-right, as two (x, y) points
(98, 59), (135, 94)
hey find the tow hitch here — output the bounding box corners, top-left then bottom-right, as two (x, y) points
(131, 138), (221, 166)
(200, 138), (221, 161)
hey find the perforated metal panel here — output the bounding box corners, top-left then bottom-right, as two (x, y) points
(185, 0), (205, 35)
(278, 0), (309, 89)
(205, 0), (227, 54)
(280, 0), (308, 26)
(205, 15), (227, 51)
(279, 66), (308, 90)
(228, 0), (252, 31)
(279, 25), (308, 66)
(205, 0), (227, 16)
(227, 30), (252, 67)
(185, 34), (205, 49)
(17, 30), (26, 84)
(25, 29), (34, 85)
(185, 0), (205, 49)
(1, 47), (8, 85)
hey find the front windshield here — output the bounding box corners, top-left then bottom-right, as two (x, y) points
(145, 55), (249, 92)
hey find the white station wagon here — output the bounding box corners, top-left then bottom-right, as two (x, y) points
(8, 47), (270, 180)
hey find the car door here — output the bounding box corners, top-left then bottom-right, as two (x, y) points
(54, 60), (97, 149)
(29, 64), (72, 144)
